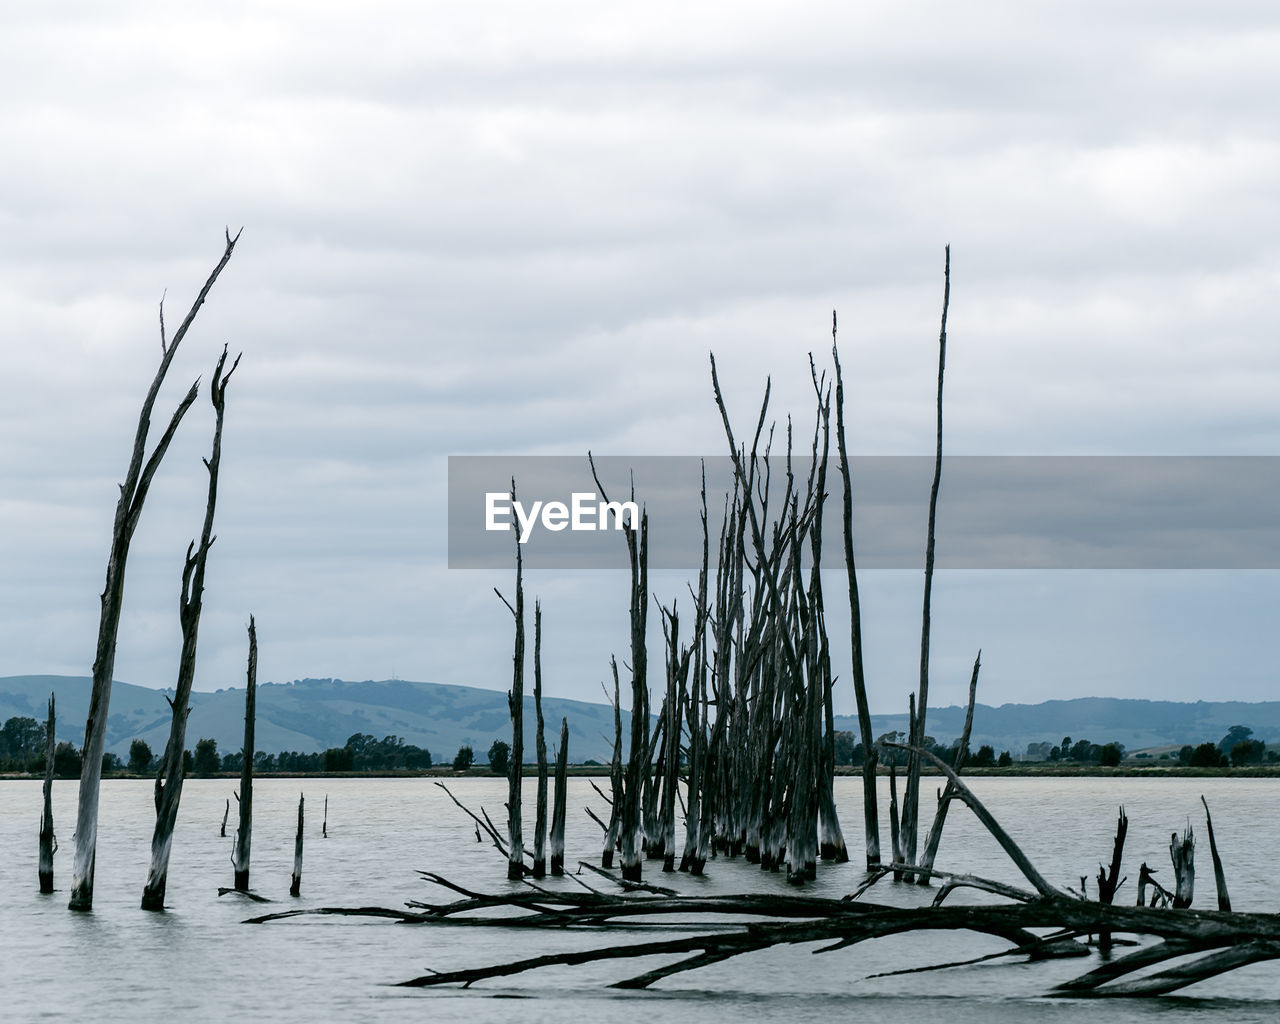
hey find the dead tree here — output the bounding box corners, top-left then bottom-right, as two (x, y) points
(532, 601), (548, 878)
(589, 454), (649, 882)
(233, 616), (258, 891)
(323, 795), (329, 839)
(831, 314), (880, 871)
(1201, 796), (1230, 911)
(70, 230), (239, 911)
(143, 345), (239, 910)
(39, 693), (56, 893)
(221, 799), (229, 838)
(550, 718), (568, 875)
(602, 660), (623, 868)
(901, 246), (951, 883)
(916, 649), (981, 882)
(495, 482), (526, 882)
(290, 793), (304, 897)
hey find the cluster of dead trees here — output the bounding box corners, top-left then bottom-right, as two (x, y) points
(506, 250), (956, 887)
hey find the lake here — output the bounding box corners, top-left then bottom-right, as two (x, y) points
(2, 775), (1277, 1022)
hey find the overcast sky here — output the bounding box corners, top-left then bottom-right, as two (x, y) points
(2, 1), (1278, 717)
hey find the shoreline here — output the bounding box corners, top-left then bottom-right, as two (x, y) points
(5, 764), (1280, 781)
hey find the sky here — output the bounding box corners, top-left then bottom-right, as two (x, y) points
(1, 1), (1278, 717)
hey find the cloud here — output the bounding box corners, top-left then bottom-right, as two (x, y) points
(1, 1), (1278, 711)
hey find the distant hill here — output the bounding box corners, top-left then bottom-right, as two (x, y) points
(3, 675), (1277, 763)
(0, 675), (633, 765)
(847, 697), (1280, 757)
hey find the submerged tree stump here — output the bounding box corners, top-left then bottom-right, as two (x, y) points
(550, 718), (568, 875)
(39, 693), (56, 894)
(233, 617), (257, 891)
(290, 793), (304, 897)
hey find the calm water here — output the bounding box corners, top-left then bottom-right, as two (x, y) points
(1, 775), (1277, 1022)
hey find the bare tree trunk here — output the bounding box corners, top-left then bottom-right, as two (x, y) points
(290, 793), (304, 896)
(71, 231), (239, 910)
(233, 616), (257, 891)
(1201, 796), (1230, 911)
(143, 347), (238, 911)
(496, 485), (525, 881)
(221, 799), (229, 838)
(39, 693), (56, 893)
(590, 455), (650, 883)
(323, 795), (328, 839)
(603, 660), (623, 868)
(902, 246), (950, 883)
(550, 718), (568, 875)
(532, 601), (548, 878)
(831, 316), (880, 871)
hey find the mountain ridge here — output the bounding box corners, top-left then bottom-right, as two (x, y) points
(3, 675), (1276, 762)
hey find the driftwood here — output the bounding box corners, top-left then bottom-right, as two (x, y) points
(71, 230), (239, 911)
(323, 795), (328, 839)
(232, 617), (257, 891)
(221, 798), (230, 838)
(39, 692), (56, 893)
(290, 793), (304, 897)
(143, 345), (238, 911)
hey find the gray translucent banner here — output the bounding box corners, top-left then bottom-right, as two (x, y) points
(448, 455), (1280, 570)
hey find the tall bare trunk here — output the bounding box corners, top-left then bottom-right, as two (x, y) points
(233, 616), (257, 891)
(550, 718), (568, 875)
(290, 793), (304, 897)
(496, 484), (526, 881)
(902, 246), (950, 881)
(39, 693), (56, 893)
(70, 231), (238, 911)
(143, 347), (238, 910)
(532, 601), (548, 878)
(831, 317), (880, 871)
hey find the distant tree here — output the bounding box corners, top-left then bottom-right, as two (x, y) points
(183, 749), (194, 774)
(832, 731), (855, 766)
(1099, 743), (1124, 767)
(53, 741), (82, 778)
(1190, 742), (1226, 768)
(997, 750), (1013, 768)
(971, 745), (996, 768)
(221, 751), (244, 773)
(193, 737), (220, 776)
(1218, 725), (1253, 755)
(128, 738), (154, 774)
(1048, 745), (1061, 762)
(488, 740), (510, 775)
(1177, 745), (1195, 766)
(324, 746), (354, 772)
(101, 751), (122, 774)
(1229, 739), (1266, 767)
(453, 745), (475, 771)
(1025, 742), (1052, 761)
(403, 745), (431, 770)
(1070, 738), (1096, 763)
(2, 715), (46, 765)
